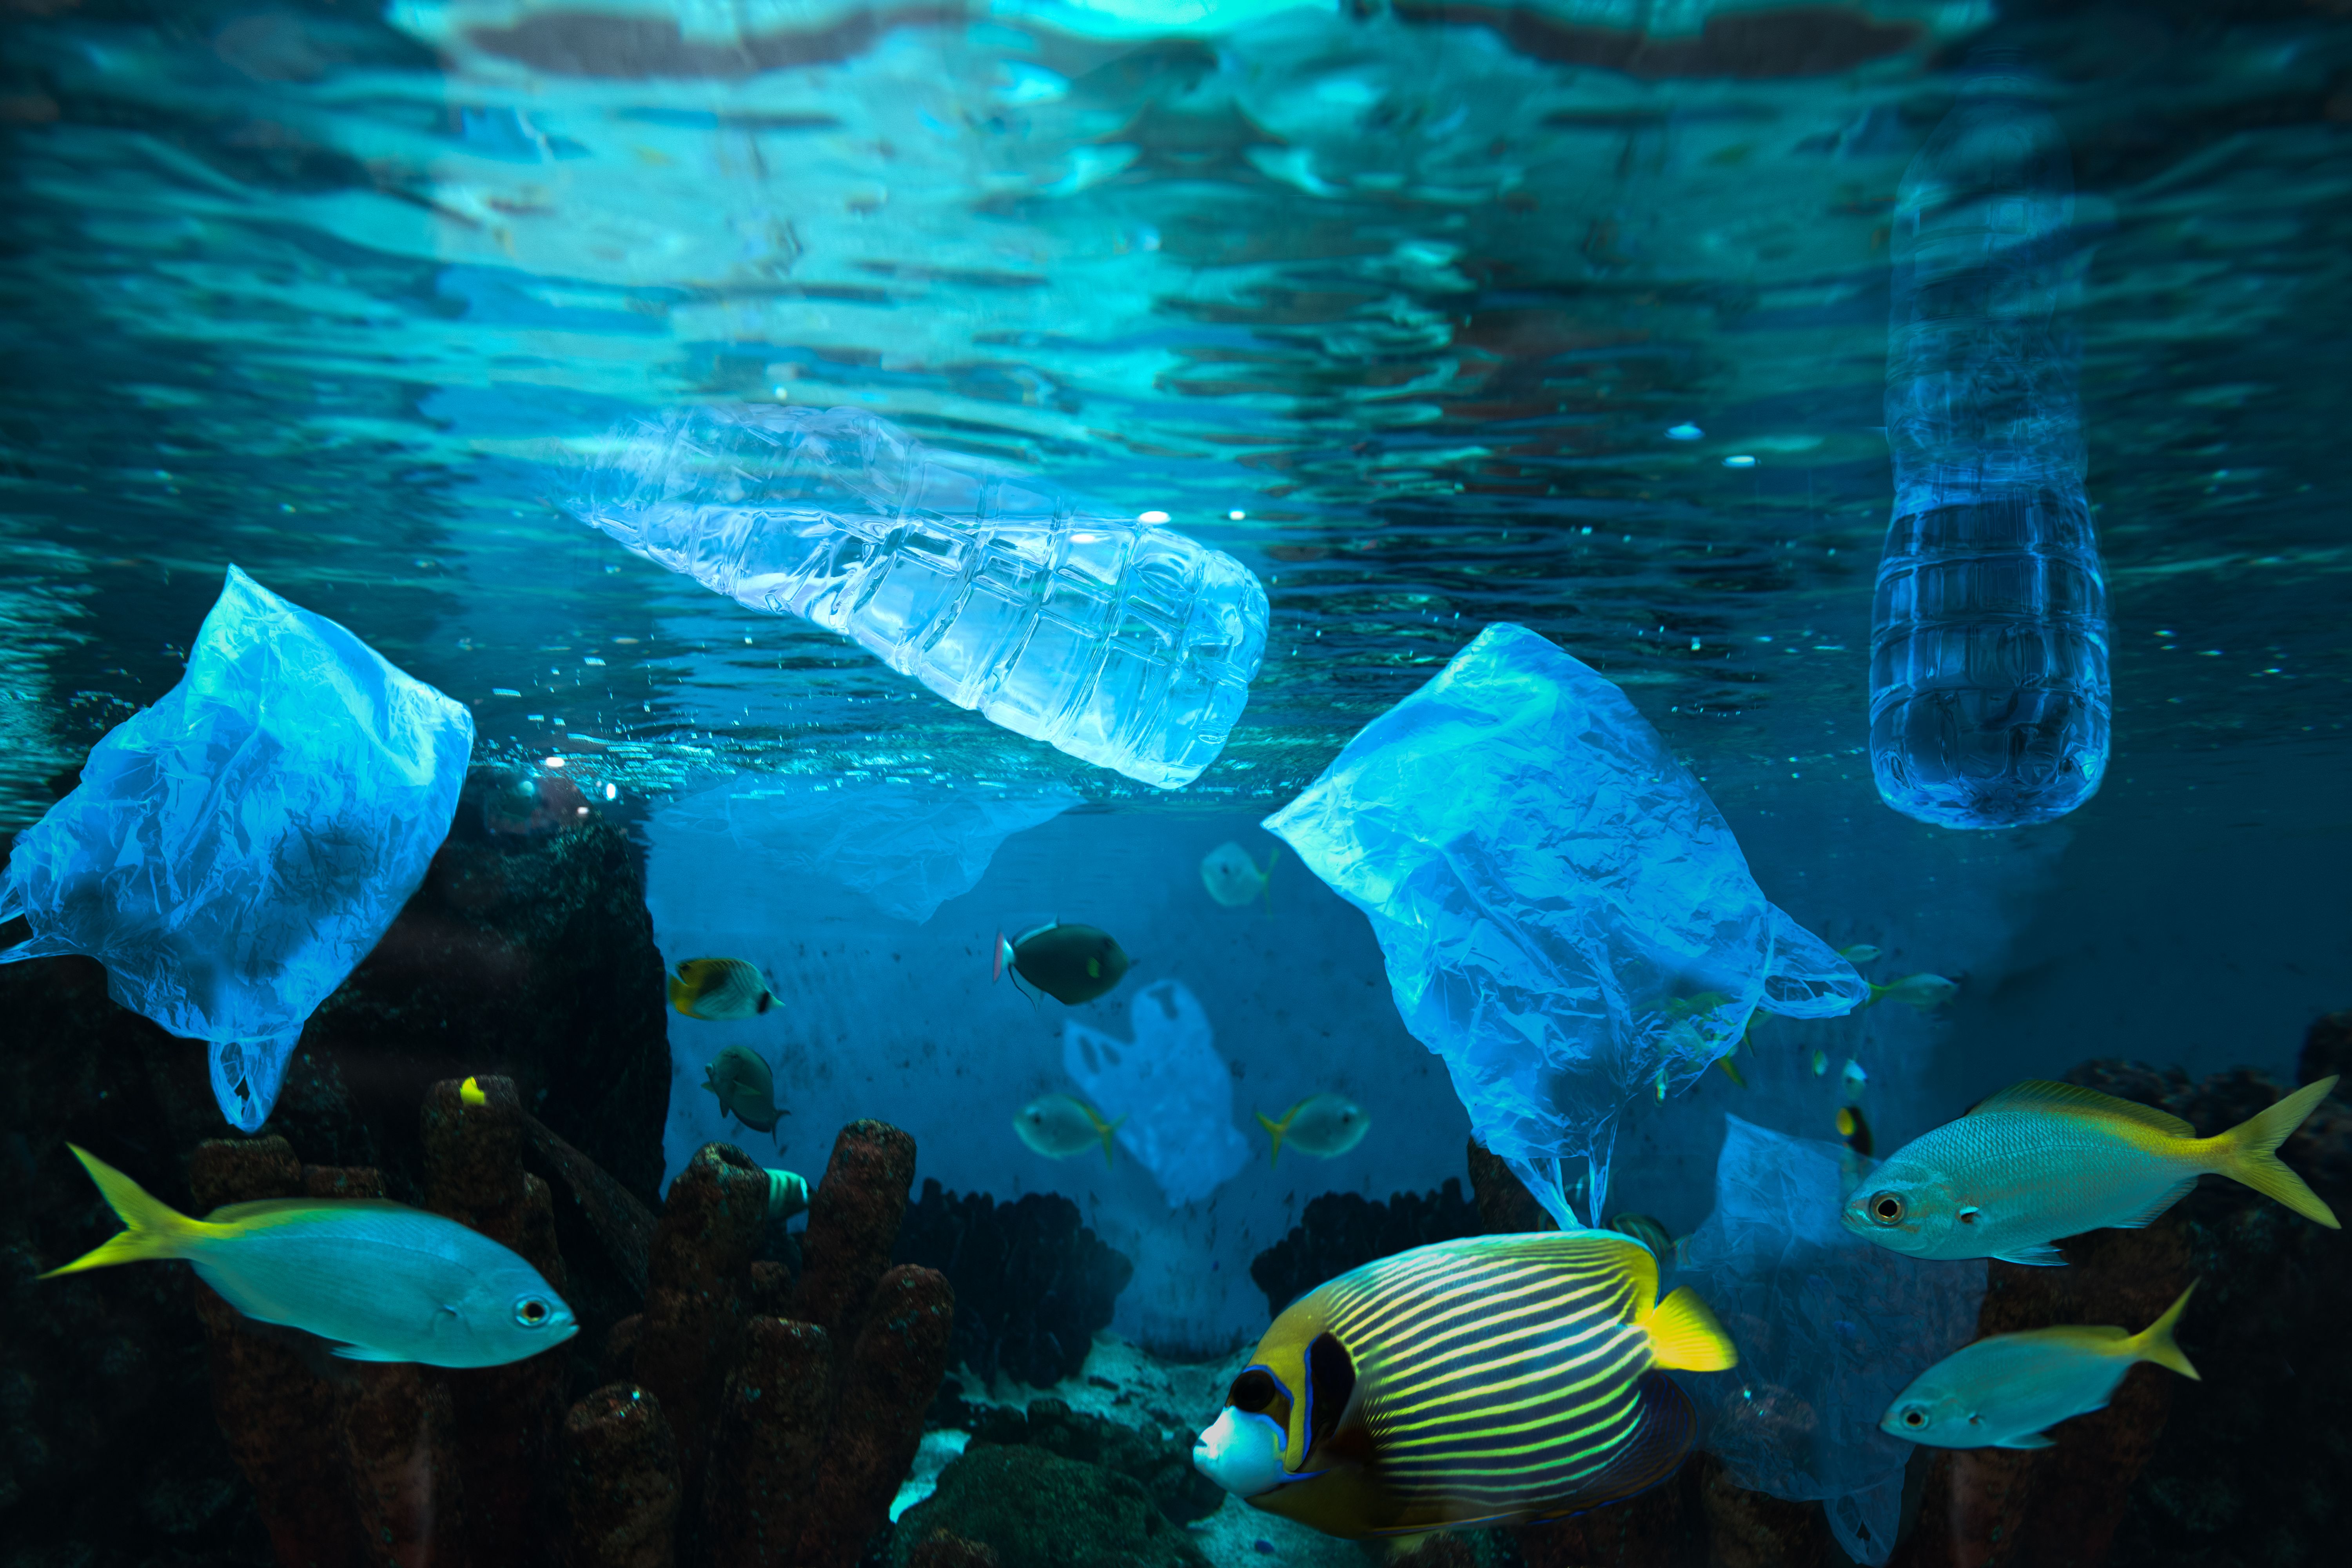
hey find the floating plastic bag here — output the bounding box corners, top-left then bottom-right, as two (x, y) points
(1675, 1116), (1987, 1566)
(0, 566), (473, 1132)
(659, 773), (1082, 924)
(1063, 979), (1249, 1208)
(1262, 623), (1866, 1227)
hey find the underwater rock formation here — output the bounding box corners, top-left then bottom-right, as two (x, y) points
(887, 1442), (1210, 1568)
(965, 1397), (1223, 1527)
(578, 1120), (954, 1568)
(563, 1383), (682, 1568)
(891, 1180), (1134, 1387)
(1246, 1177), (1482, 1315)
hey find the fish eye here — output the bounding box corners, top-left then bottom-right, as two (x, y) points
(1229, 1369), (1280, 1414)
(1900, 1406), (1928, 1429)
(515, 1298), (551, 1328)
(1868, 1192), (1907, 1226)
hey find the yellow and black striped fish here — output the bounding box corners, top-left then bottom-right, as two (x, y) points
(1191, 1232), (1736, 1538)
(667, 958), (776, 1022)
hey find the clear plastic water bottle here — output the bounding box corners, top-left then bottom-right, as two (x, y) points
(566, 406), (1269, 790)
(1873, 62), (2109, 829)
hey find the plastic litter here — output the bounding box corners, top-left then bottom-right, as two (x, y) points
(1262, 622), (1866, 1228)
(1063, 979), (1250, 1209)
(0, 566), (473, 1132)
(565, 405), (1269, 790)
(657, 773), (1081, 924)
(1875, 59), (2109, 828)
(1674, 1115), (1988, 1566)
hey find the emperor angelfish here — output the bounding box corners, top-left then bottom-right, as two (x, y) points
(993, 921), (1130, 1006)
(1192, 1232), (1737, 1537)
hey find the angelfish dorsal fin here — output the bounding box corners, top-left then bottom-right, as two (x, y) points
(1969, 1080), (2194, 1138)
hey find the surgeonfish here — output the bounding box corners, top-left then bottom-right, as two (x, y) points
(1844, 1077), (2341, 1266)
(1202, 841), (1280, 911)
(1870, 972), (1959, 1010)
(1014, 1093), (1125, 1168)
(41, 1145), (575, 1368)
(1257, 1094), (1370, 1166)
(702, 1044), (786, 1143)
(669, 958), (777, 1021)
(1882, 1282), (2200, 1450)
(1192, 1232), (1737, 1537)
(994, 921), (1130, 1006)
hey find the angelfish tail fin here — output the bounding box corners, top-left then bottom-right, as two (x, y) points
(2131, 1281), (2201, 1381)
(2209, 1076), (2340, 1229)
(1643, 1286), (1737, 1372)
(39, 1145), (213, 1278)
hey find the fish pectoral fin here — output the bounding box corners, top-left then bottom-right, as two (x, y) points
(1992, 1244), (2068, 1267)
(2116, 1176), (2199, 1229)
(1994, 1433), (2056, 1450)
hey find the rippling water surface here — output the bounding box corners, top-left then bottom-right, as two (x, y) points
(2, 0), (2348, 826)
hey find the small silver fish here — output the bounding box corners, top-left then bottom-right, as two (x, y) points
(1811, 1050), (1830, 1078)
(1838, 944), (1883, 964)
(1872, 972), (1958, 1011)
(1256, 1094), (1370, 1166)
(1014, 1093), (1124, 1168)
(1842, 1059), (1868, 1100)
(1201, 841), (1280, 911)
(1882, 1283), (2200, 1450)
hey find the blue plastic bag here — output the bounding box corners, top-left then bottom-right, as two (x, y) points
(658, 772), (1081, 924)
(0, 567), (473, 1132)
(1674, 1116), (1987, 1566)
(1063, 979), (1250, 1209)
(1262, 623), (1865, 1227)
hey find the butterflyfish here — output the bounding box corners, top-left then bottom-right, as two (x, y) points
(1192, 1232), (1737, 1537)
(1837, 1105), (1873, 1159)
(702, 1044), (786, 1142)
(1014, 1093), (1125, 1168)
(1257, 1094), (1370, 1166)
(1845, 1076), (2341, 1266)
(1202, 841), (1280, 911)
(1882, 1281), (2200, 1450)
(41, 1145), (576, 1368)
(993, 921), (1130, 1006)
(669, 958), (777, 1021)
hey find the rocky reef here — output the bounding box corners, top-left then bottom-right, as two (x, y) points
(1246, 1176), (1482, 1315)
(964, 1396), (1223, 1527)
(891, 1180), (1134, 1388)
(887, 1442), (1210, 1568)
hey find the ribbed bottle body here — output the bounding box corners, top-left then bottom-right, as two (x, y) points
(570, 406), (1268, 790)
(1873, 69), (2109, 829)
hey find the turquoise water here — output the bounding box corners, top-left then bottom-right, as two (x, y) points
(4, 4), (2350, 1566)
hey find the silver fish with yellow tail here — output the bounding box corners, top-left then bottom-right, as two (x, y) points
(1191, 1232), (1737, 1537)
(1845, 1076), (2340, 1266)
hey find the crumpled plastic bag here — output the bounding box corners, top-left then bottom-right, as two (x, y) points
(1262, 622), (1866, 1227)
(1063, 979), (1250, 1208)
(1674, 1116), (1987, 1566)
(658, 773), (1082, 924)
(0, 566), (473, 1132)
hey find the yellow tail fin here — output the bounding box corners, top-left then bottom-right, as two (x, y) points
(2129, 1281), (2201, 1381)
(1257, 1109), (1290, 1168)
(2209, 1076), (2340, 1229)
(1644, 1285), (1738, 1372)
(38, 1145), (213, 1278)
(1099, 1114), (1125, 1171)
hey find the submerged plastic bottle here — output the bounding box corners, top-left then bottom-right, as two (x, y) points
(1873, 63), (2109, 829)
(567, 406), (1268, 790)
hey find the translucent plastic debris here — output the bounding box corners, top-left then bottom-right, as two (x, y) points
(658, 773), (1081, 924)
(1063, 979), (1250, 1209)
(0, 566), (473, 1132)
(566, 405), (1269, 790)
(1674, 1116), (1987, 1566)
(1262, 623), (1866, 1228)
(1875, 60), (2109, 828)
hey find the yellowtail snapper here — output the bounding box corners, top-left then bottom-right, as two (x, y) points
(42, 1145), (575, 1368)
(668, 958), (777, 1021)
(1192, 1232), (1736, 1537)
(1256, 1094), (1370, 1166)
(1846, 1076), (2340, 1265)
(1883, 1282), (2200, 1450)
(994, 920), (1130, 1006)
(1201, 841), (1281, 912)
